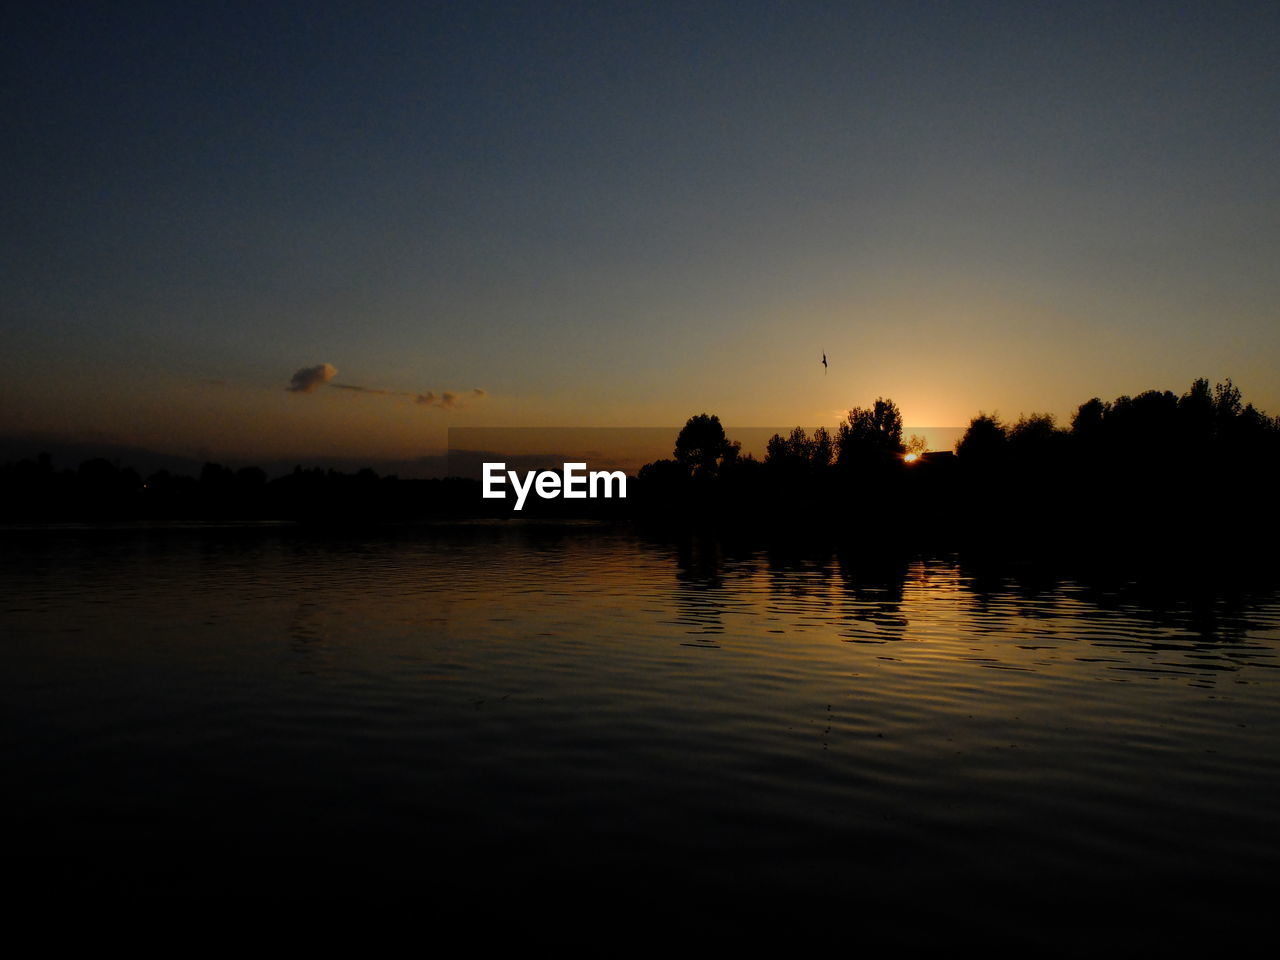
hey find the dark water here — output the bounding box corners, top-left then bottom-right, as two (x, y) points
(4, 523), (1279, 944)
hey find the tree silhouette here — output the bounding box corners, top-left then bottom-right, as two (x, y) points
(836, 398), (904, 468)
(4, 374), (1277, 542)
(674, 413), (735, 477)
(765, 426), (834, 472)
(1007, 413), (1067, 459)
(1178, 377), (1215, 441)
(956, 413), (1007, 462)
(1071, 398), (1108, 444)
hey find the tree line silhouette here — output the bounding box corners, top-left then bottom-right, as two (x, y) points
(0, 456), (496, 524)
(3, 377), (1277, 553)
(633, 377), (1280, 553)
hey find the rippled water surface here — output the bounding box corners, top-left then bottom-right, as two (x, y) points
(4, 524), (1279, 943)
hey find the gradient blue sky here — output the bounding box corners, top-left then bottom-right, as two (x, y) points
(3, 1), (1277, 465)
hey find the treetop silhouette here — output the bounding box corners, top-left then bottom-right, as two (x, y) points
(673, 413), (740, 477)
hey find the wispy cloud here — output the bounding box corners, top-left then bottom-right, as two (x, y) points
(286, 363), (486, 410)
(331, 383), (394, 396)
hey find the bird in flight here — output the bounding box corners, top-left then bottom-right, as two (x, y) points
(822, 350), (827, 373)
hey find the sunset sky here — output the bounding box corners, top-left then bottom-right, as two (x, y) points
(3, 1), (1277, 469)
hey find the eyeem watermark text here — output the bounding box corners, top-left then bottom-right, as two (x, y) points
(482, 462), (627, 511)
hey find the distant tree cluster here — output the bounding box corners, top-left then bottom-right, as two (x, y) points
(634, 399), (921, 532)
(765, 426), (834, 478)
(954, 378), (1279, 469)
(939, 378), (1280, 548)
(636, 414), (758, 510)
(0, 456), (495, 523)
(755, 399), (905, 475)
(632, 379), (1279, 549)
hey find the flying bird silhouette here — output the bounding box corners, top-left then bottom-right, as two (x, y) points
(822, 350), (827, 373)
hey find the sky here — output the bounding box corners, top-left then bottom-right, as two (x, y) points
(3, 1), (1278, 470)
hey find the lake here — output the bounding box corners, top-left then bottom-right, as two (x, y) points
(4, 522), (1278, 946)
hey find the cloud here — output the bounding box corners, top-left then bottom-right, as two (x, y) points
(414, 389), (483, 410)
(287, 363), (338, 393)
(287, 363), (486, 410)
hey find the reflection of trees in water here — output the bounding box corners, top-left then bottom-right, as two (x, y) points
(956, 553), (1271, 642)
(1070, 573), (1266, 643)
(674, 536), (724, 589)
(1067, 575), (1278, 659)
(952, 554), (1280, 682)
(957, 556), (1066, 631)
(670, 536), (729, 640)
(648, 532), (1280, 675)
(832, 548), (910, 641)
(759, 547), (845, 638)
(762, 543), (833, 602)
(664, 538), (922, 644)
(751, 542), (912, 642)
